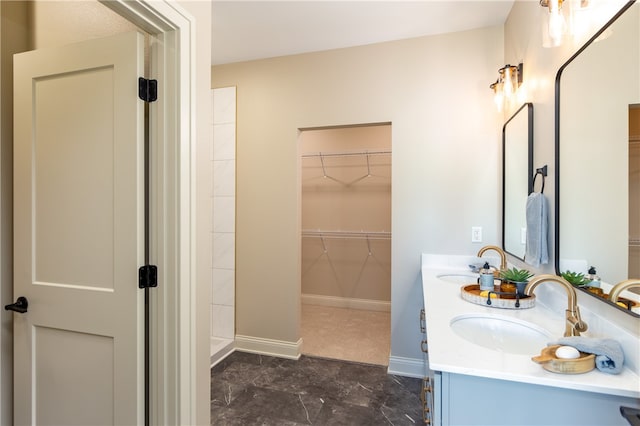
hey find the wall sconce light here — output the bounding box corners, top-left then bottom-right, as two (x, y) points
(540, 0), (567, 47)
(540, 0), (598, 47)
(490, 63), (523, 111)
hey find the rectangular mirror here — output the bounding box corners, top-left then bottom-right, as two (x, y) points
(503, 103), (533, 260)
(556, 1), (639, 316)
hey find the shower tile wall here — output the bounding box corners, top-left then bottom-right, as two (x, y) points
(211, 87), (236, 347)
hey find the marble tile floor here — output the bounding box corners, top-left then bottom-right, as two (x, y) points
(211, 351), (423, 425)
(301, 304), (390, 366)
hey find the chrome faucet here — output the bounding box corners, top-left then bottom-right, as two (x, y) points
(524, 274), (588, 337)
(477, 245), (507, 271)
(608, 279), (640, 304)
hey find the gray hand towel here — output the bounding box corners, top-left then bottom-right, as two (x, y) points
(551, 336), (625, 374)
(525, 192), (549, 267)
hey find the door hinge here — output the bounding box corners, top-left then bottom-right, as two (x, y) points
(138, 77), (158, 102)
(139, 265), (158, 288)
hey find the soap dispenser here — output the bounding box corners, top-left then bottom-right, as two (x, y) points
(586, 266), (601, 288)
(585, 266), (602, 295)
(478, 262), (495, 291)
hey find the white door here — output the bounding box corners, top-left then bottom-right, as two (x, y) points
(11, 31), (145, 426)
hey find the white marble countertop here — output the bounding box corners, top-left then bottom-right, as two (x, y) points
(422, 253), (640, 399)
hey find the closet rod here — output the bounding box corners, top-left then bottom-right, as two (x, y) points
(301, 149), (391, 159)
(302, 230), (391, 240)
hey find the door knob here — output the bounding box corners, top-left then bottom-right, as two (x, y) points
(4, 296), (28, 313)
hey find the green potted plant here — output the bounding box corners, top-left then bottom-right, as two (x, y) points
(498, 267), (534, 297)
(560, 270), (589, 287)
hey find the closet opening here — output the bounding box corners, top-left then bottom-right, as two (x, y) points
(299, 122), (391, 366)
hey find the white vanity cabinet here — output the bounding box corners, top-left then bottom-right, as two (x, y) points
(430, 370), (638, 426)
(420, 254), (640, 426)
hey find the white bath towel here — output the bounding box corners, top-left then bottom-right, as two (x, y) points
(525, 192), (549, 267)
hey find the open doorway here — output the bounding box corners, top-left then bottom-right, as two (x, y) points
(299, 123), (391, 365)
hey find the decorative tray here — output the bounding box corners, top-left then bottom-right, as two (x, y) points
(460, 284), (536, 309)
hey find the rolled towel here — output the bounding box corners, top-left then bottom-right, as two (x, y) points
(551, 336), (624, 374)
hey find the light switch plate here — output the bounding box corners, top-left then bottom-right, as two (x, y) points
(471, 226), (482, 243)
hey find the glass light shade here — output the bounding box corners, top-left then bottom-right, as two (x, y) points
(491, 81), (504, 111)
(568, 0), (591, 41)
(491, 64), (522, 111)
(541, 0), (569, 47)
(501, 65), (519, 98)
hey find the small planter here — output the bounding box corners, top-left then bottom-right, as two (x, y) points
(499, 281), (528, 298)
(560, 270), (589, 288)
(498, 268), (534, 298)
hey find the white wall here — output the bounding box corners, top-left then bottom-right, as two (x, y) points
(213, 25), (504, 369)
(211, 87), (236, 345)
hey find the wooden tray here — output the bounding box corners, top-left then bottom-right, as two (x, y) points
(532, 345), (595, 374)
(460, 284), (536, 309)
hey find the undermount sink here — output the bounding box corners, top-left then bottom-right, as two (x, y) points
(450, 313), (553, 355)
(436, 273), (477, 284)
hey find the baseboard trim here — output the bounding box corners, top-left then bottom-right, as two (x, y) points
(234, 335), (302, 360)
(387, 356), (425, 378)
(210, 339), (235, 368)
(301, 294), (390, 312)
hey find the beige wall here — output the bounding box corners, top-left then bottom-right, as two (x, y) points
(301, 125), (391, 303)
(214, 0), (637, 365)
(27, 1), (137, 49)
(213, 25), (504, 361)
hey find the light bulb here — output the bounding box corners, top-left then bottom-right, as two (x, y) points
(492, 81), (504, 111)
(494, 92), (504, 112)
(503, 69), (513, 97)
(501, 65), (518, 99)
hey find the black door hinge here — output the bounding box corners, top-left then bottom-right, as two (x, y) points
(138, 77), (158, 102)
(139, 265), (158, 288)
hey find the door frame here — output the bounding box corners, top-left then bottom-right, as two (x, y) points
(1, 1), (203, 424)
(101, 1), (201, 424)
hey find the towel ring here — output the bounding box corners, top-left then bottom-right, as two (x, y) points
(532, 165), (547, 194)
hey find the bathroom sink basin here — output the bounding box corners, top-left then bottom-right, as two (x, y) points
(450, 314), (553, 355)
(436, 273), (477, 284)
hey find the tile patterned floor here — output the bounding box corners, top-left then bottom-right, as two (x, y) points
(210, 351), (422, 425)
(301, 304), (390, 366)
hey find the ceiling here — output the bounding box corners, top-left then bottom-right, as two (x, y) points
(212, 1), (515, 66)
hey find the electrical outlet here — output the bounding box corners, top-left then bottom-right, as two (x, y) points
(471, 226), (482, 243)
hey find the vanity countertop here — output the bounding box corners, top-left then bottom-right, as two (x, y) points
(422, 254), (640, 398)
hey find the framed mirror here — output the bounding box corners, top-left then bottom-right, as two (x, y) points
(503, 103), (533, 260)
(556, 0), (640, 316)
